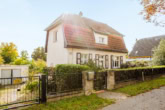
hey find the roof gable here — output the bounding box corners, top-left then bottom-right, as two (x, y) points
(129, 35), (165, 57)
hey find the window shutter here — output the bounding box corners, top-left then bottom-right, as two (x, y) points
(120, 56), (123, 66)
(76, 53), (81, 64)
(111, 55), (113, 69)
(105, 55), (109, 69)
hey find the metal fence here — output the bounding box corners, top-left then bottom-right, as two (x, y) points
(46, 73), (83, 98)
(115, 68), (165, 84)
(0, 76), (40, 108)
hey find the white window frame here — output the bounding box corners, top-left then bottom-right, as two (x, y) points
(112, 56), (120, 68)
(94, 32), (108, 45)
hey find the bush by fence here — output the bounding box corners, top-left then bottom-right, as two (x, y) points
(43, 64), (90, 75)
(43, 64), (90, 95)
(112, 66), (165, 84)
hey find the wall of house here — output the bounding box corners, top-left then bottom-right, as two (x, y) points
(47, 24), (69, 67)
(67, 48), (127, 69)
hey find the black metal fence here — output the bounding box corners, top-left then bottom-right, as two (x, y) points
(46, 73), (83, 98)
(115, 67), (165, 84)
(94, 71), (107, 90)
(0, 76), (40, 108)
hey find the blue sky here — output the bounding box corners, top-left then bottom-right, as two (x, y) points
(0, 0), (165, 56)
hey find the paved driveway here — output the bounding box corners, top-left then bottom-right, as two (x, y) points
(102, 86), (165, 110)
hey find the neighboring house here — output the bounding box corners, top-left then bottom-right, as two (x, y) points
(129, 35), (165, 61)
(45, 13), (128, 69)
(0, 65), (29, 85)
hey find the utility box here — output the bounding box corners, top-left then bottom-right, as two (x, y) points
(87, 72), (94, 81)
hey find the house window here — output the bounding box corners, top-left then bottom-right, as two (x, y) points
(76, 53), (81, 64)
(53, 31), (57, 43)
(94, 32), (108, 45)
(99, 55), (104, 67)
(99, 37), (105, 44)
(112, 56), (120, 68)
(95, 54), (99, 66)
(105, 55), (109, 69)
(89, 54), (92, 60)
(81, 54), (88, 64)
(76, 53), (89, 64)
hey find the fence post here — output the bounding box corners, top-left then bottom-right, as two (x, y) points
(107, 71), (115, 90)
(82, 71), (94, 96)
(41, 74), (47, 103)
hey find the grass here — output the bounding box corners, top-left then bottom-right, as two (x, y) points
(22, 94), (115, 110)
(113, 76), (165, 96)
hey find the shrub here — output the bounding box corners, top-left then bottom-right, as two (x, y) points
(25, 81), (39, 92)
(0, 55), (4, 64)
(85, 59), (103, 72)
(55, 64), (90, 75)
(29, 59), (46, 75)
(152, 39), (165, 65)
(121, 60), (149, 68)
(43, 67), (56, 75)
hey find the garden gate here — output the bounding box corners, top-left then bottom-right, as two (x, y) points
(0, 76), (40, 108)
(94, 71), (107, 90)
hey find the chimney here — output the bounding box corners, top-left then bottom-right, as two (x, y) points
(79, 11), (83, 17)
(136, 38), (138, 42)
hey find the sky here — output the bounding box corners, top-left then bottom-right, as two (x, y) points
(0, 0), (165, 56)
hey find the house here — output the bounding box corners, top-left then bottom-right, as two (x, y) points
(129, 35), (165, 61)
(0, 65), (29, 85)
(45, 13), (128, 69)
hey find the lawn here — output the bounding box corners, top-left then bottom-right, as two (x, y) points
(22, 94), (115, 110)
(113, 76), (165, 96)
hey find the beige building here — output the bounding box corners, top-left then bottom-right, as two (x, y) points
(45, 13), (128, 69)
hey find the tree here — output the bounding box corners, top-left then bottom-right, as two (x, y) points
(31, 47), (46, 61)
(0, 42), (18, 64)
(152, 39), (165, 65)
(0, 55), (4, 64)
(20, 50), (29, 60)
(141, 0), (165, 26)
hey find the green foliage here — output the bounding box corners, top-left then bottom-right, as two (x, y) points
(85, 59), (103, 72)
(0, 42), (18, 64)
(55, 64), (90, 75)
(20, 50), (29, 60)
(25, 81), (39, 92)
(29, 59), (46, 75)
(152, 39), (165, 65)
(113, 76), (165, 96)
(0, 55), (4, 64)
(12, 58), (29, 65)
(22, 94), (115, 110)
(43, 67), (56, 75)
(112, 65), (165, 71)
(121, 60), (149, 68)
(31, 47), (46, 61)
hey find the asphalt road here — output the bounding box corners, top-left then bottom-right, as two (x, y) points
(102, 86), (165, 110)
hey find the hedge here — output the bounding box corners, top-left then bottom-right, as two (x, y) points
(110, 65), (165, 84)
(111, 65), (165, 71)
(43, 64), (90, 75)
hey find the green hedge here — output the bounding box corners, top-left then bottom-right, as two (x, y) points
(111, 65), (165, 71)
(55, 64), (90, 74)
(43, 64), (90, 75)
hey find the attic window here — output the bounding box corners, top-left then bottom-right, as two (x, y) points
(94, 32), (108, 45)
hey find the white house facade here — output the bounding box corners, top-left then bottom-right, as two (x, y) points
(45, 13), (128, 69)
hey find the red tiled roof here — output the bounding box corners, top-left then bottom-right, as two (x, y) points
(45, 14), (128, 53)
(64, 24), (128, 53)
